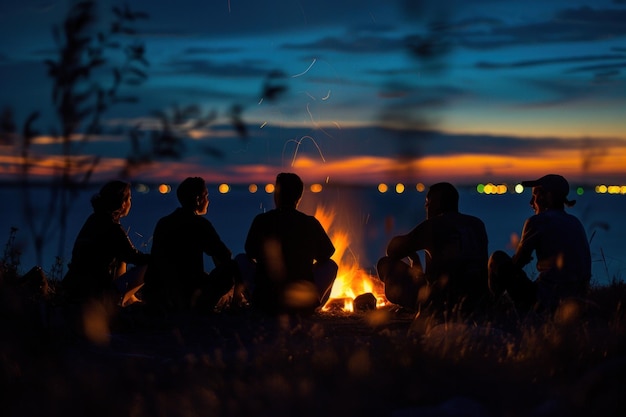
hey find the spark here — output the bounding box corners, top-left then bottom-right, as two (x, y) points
(321, 90), (331, 100)
(260, 121), (267, 128)
(292, 58), (317, 78)
(306, 103), (333, 139)
(305, 91), (316, 100)
(228, 0), (231, 13)
(284, 135), (326, 167)
(332, 121), (341, 129)
(258, 98), (264, 105)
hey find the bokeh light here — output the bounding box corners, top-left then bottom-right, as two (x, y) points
(248, 184), (258, 193)
(395, 183), (405, 193)
(218, 183), (230, 193)
(378, 183), (388, 193)
(158, 184), (171, 194)
(265, 183), (275, 193)
(310, 183), (323, 193)
(416, 183), (425, 192)
(135, 183), (149, 194)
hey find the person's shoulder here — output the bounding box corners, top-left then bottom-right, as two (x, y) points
(155, 208), (182, 225)
(458, 211), (485, 224)
(252, 209), (276, 222)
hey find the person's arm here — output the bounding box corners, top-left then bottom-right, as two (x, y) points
(312, 218), (335, 261)
(386, 221), (428, 261)
(244, 215), (262, 261)
(512, 217), (537, 268)
(201, 218), (232, 266)
(113, 224), (150, 266)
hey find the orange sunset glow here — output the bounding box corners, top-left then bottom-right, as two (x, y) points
(3, 143), (626, 186)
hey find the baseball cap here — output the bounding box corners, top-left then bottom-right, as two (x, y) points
(521, 174), (576, 207)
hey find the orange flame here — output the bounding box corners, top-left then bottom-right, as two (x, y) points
(315, 206), (388, 312)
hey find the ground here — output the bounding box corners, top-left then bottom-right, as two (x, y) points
(2, 284), (626, 417)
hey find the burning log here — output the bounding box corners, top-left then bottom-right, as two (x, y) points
(323, 297), (353, 312)
(353, 293), (377, 311)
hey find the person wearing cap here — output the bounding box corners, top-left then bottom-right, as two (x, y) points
(142, 177), (240, 314)
(488, 174), (591, 311)
(377, 182), (489, 314)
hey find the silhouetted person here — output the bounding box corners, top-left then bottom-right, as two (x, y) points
(488, 174), (591, 311)
(377, 182), (489, 313)
(237, 172), (338, 314)
(143, 177), (238, 314)
(63, 180), (149, 306)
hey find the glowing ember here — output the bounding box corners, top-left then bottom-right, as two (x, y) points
(315, 206), (389, 312)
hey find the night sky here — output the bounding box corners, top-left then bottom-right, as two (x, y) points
(1, 0), (625, 186)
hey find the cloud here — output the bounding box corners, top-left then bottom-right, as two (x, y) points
(459, 6), (626, 49)
(281, 35), (407, 54)
(4, 123), (626, 184)
(565, 61), (626, 74)
(182, 47), (244, 55)
(475, 54), (626, 70)
(159, 58), (271, 78)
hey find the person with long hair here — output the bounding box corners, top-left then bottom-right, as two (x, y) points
(63, 180), (149, 306)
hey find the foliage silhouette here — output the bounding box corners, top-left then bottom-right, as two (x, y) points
(6, 1), (149, 272)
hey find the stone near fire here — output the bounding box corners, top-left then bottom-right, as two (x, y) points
(354, 293), (377, 311)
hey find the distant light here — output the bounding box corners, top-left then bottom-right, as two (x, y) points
(310, 183), (323, 193)
(497, 184), (507, 194)
(265, 184), (275, 193)
(135, 183), (149, 194)
(576, 187), (584, 196)
(218, 183), (230, 194)
(608, 185), (621, 195)
(158, 184), (171, 194)
(248, 184), (258, 193)
(416, 183), (425, 192)
(621, 186), (626, 195)
(596, 185), (607, 194)
(476, 184), (485, 194)
(484, 183), (495, 195)
(395, 183), (405, 193)
(514, 184), (524, 194)
(378, 183), (388, 193)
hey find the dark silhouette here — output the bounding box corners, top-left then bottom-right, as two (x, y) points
(7, 1), (149, 271)
(143, 177), (239, 314)
(377, 182), (489, 313)
(488, 174), (591, 312)
(237, 173), (338, 314)
(62, 181), (149, 306)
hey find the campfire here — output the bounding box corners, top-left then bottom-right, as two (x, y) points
(314, 206), (389, 312)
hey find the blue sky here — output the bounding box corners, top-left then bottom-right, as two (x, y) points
(0, 0), (625, 186)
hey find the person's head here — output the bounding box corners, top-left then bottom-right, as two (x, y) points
(521, 174), (575, 214)
(177, 177), (209, 215)
(274, 172), (304, 209)
(91, 180), (132, 221)
(425, 182), (459, 218)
